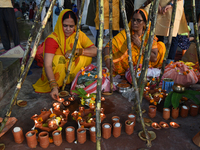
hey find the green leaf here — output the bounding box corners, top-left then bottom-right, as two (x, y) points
(71, 90), (80, 95)
(183, 91), (200, 105)
(77, 88), (87, 95)
(171, 92), (182, 109)
(164, 91), (173, 108)
(185, 90), (200, 95)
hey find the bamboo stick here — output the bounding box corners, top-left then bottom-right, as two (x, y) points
(135, 2), (152, 76)
(61, 0), (85, 91)
(96, 0), (104, 149)
(0, 0), (56, 133)
(156, 0), (178, 87)
(120, 0), (151, 147)
(109, 0), (113, 93)
(191, 0), (200, 67)
(19, 0), (46, 78)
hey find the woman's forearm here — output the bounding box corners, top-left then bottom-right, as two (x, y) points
(150, 48), (158, 62)
(81, 45), (97, 57)
(45, 65), (55, 81)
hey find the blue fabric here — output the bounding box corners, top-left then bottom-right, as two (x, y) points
(167, 35), (178, 60)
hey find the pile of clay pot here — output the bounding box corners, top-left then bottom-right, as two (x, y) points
(12, 114), (136, 148)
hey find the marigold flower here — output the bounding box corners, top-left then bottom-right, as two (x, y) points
(176, 64), (180, 67)
(77, 117), (82, 120)
(81, 125), (84, 128)
(78, 112), (81, 116)
(159, 95), (163, 98)
(138, 73), (141, 76)
(81, 67), (85, 71)
(33, 129), (38, 134)
(49, 137), (53, 143)
(95, 75), (98, 78)
(82, 71), (85, 75)
(137, 68), (141, 71)
(103, 74), (107, 78)
(194, 69), (198, 72)
(146, 82), (150, 86)
(169, 61), (173, 65)
(152, 78), (155, 81)
(183, 72), (187, 75)
(91, 97), (95, 101)
(154, 102), (157, 105)
(149, 65), (152, 68)
(37, 117), (43, 123)
(150, 99), (154, 103)
(49, 113), (56, 118)
(173, 65), (176, 68)
(88, 73), (91, 77)
(182, 97), (188, 101)
(186, 70), (190, 74)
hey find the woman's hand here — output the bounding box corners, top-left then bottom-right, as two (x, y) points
(65, 50), (72, 59)
(50, 88), (59, 100)
(132, 34), (141, 48)
(105, 58), (115, 72)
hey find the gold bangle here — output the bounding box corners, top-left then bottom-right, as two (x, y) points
(104, 55), (110, 61)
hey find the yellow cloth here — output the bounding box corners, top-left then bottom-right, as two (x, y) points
(106, 25), (166, 75)
(33, 9), (93, 93)
(94, 0), (120, 30)
(145, 0), (188, 37)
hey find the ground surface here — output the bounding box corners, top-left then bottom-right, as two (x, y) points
(0, 27), (200, 150)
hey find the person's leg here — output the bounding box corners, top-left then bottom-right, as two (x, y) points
(0, 8), (11, 50)
(95, 30), (99, 47)
(167, 35), (178, 63)
(5, 8), (20, 47)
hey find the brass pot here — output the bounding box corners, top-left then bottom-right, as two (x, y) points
(172, 84), (185, 93)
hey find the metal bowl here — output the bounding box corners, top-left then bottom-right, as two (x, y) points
(172, 84), (185, 93)
(117, 83), (131, 93)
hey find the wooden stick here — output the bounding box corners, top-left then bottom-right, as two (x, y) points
(120, 0), (151, 147)
(191, 0), (200, 67)
(156, 0), (178, 87)
(109, 0), (113, 93)
(0, 0), (56, 133)
(19, 0), (46, 78)
(96, 0), (104, 149)
(61, 0), (85, 91)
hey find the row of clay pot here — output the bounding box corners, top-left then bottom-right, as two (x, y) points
(163, 104), (199, 120)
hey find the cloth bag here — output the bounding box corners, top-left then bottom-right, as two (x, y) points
(70, 64), (115, 94)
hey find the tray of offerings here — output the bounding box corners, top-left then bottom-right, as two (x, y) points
(31, 108), (70, 132)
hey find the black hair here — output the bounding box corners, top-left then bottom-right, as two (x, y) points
(62, 11), (77, 25)
(133, 9), (147, 23)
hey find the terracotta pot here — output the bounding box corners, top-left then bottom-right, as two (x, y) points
(12, 127), (24, 144)
(125, 120), (134, 135)
(163, 108), (170, 120)
(171, 107), (179, 119)
(52, 130), (62, 146)
(26, 131), (37, 148)
(148, 112), (156, 118)
(38, 131), (49, 149)
(180, 105), (189, 118)
(77, 128), (86, 144)
(102, 123), (112, 139)
(128, 114), (136, 126)
(149, 105), (157, 113)
(66, 126), (75, 143)
(89, 126), (96, 143)
(190, 104), (199, 117)
(113, 122), (122, 138)
(112, 116), (120, 124)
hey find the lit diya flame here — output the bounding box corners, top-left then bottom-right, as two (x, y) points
(151, 122), (161, 130)
(68, 97), (75, 101)
(53, 102), (60, 107)
(145, 87), (150, 91)
(170, 122), (180, 128)
(57, 98), (64, 102)
(86, 93), (90, 97)
(32, 114), (38, 119)
(63, 101), (70, 106)
(63, 109), (70, 115)
(34, 120), (39, 125)
(101, 97), (105, 101)
(100, 113), (105, 118)
(54, 104), (60, 111)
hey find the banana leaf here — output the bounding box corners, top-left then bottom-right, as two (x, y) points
(171, 92), (182, 109)
(183, 90), (200, 105)
(164, 91), (173, 108)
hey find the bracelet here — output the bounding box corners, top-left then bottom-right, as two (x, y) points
(49, 79), (58, 90)
(104, 55), (110, 61)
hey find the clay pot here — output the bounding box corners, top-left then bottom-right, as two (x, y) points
(112, 116), (120, 124)
(151, 122), (161, 130)
(128, 114), (136, 122)
(190, 104), (199, 117)
(38, 131), (49, 149)
(148, 112), (156, 118)
(12, 127), (24, 144)
(90, 126), (96, 143)
(125, 120), (134, 135)
(52, 130), (62, 146)
(66, 126), (75, 143)
(180, 105), (189, 118)
(149, 105), (157, 113)
(163, 108), (170, 120)
(26, 131), (37, 148)
(77, 128), (86, 144)
(102, 123), (112, 139)
(171, 107), (179, 119)
(113, 122), (122, 138)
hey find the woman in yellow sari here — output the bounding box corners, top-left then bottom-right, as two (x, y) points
(33, 9), (97, 100)
(104, 9), (166, 76)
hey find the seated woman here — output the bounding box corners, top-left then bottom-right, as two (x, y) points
(33, 9), (97, 100)
(104, 9), (166, 76)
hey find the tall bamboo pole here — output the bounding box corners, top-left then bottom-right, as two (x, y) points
(135, 2), (153, 75)
(61, 0), (85, 91)
(120, 0), (151, 147)
(191, 0), (200, 67)
(109, 0), (113, 93)
(19, 0), (46, 78)
(0, 0), (56, 133)
(157, 0), (178, 87)
(96, 0), (104, 149)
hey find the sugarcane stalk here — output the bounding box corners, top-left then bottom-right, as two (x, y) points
(120, 0), (151, 147)
(61, 0), (85, 91)
(135, 2), (153, 76)
(156, 0), (177, 87)
(109, 0), (113, 93)
(191, 0), (200, 67)
(19, 0), (46, 78)
(0, 0), (56, 133)
(96, 0), (104, 149)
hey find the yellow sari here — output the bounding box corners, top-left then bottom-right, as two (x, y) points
(33, 9), (93, 93)
(106, 24), (166, 75)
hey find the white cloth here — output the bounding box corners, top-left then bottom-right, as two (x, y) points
(0, 0), (13, 8)
(134, 0), (147, 10)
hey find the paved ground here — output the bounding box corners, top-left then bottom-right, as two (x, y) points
(0, 28), (200, 150)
